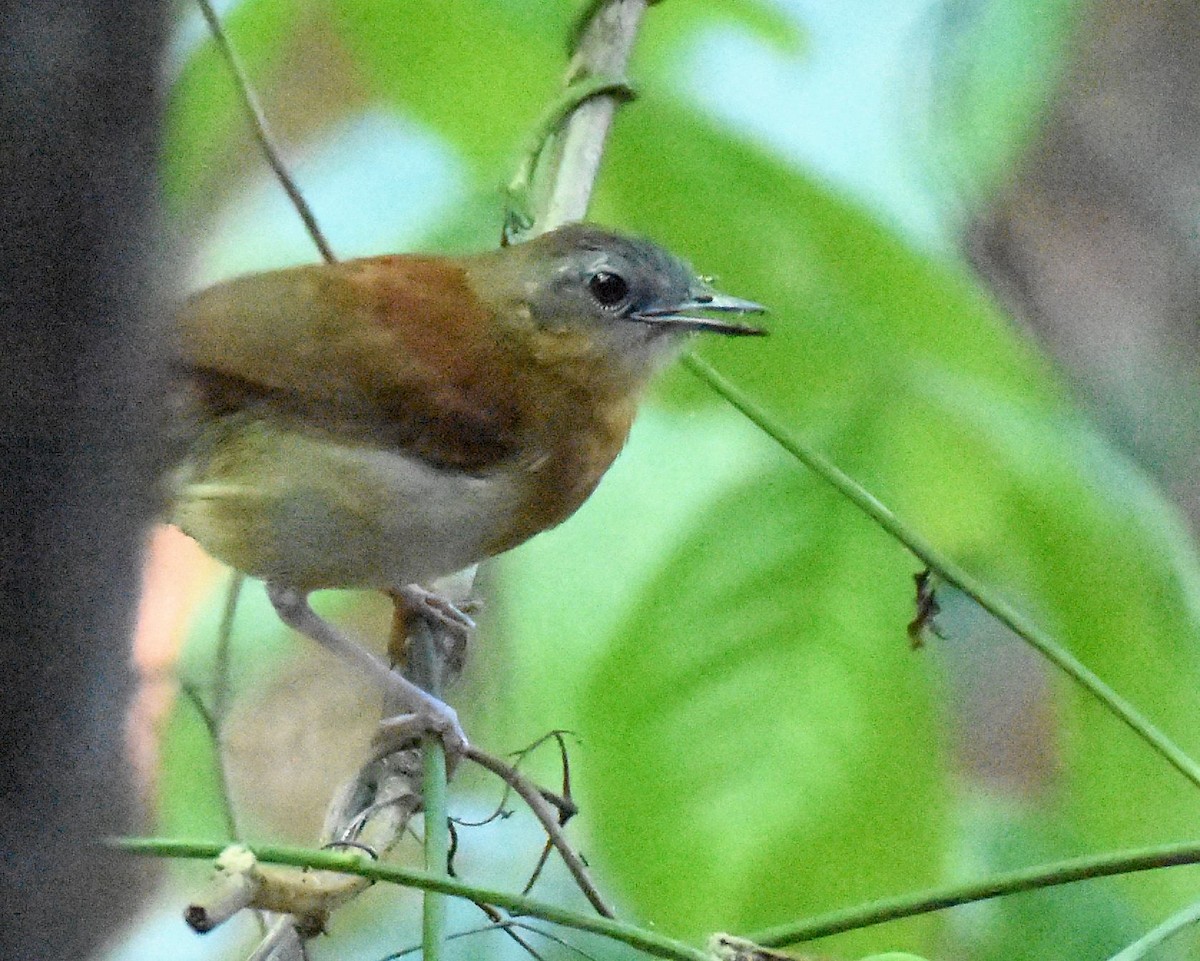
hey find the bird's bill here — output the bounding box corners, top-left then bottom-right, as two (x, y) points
(631, 292), (768, 337)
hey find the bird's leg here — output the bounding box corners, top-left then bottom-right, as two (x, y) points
(502, 74), (636, 243)
(266, 583), (467, 754)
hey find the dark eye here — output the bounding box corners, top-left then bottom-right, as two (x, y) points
(588, 270), (629, 308)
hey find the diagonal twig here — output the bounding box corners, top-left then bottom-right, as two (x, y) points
(195, 0), (336, 263)
(465, 745), (614, 918)
(684, 352), (1200, 794)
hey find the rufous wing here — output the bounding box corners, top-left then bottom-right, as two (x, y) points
(174, 256), (526, 473)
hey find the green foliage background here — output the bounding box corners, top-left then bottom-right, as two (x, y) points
(125, 1), (1200, 959)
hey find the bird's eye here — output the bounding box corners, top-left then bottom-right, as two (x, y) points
(588, 270), (629, 308)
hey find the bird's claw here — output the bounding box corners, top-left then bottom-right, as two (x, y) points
(398, 584), (476, 640)
(375, 704), (468, 761)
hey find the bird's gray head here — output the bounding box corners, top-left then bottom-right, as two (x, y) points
(479, 223), (765, 375)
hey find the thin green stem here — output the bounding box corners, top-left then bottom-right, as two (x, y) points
(404, 617), (453, 959)
(109, 838), (710, 961)
(505, 74), (634, 236)
(1108, 899), (1200, 961)
(177, 684), (244, 844)
(422, 737), (450, 961)
(739, 841), (1200, 946)
(212, 571), (244, 726)
(187, 573), (267, 936)
(684, 352), (1200, 793)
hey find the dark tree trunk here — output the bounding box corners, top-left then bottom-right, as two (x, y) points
(0, 2), (168, 956)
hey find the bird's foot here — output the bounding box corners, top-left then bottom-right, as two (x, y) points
(267, 582), (469, 757)
(397, 583), (476, 639)
(372, 700), (468, 775)
(394, 583), (478, 677)
(374, 700), (468, 759)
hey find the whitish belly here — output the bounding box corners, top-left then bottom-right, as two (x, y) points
(173, 420), (520, 591)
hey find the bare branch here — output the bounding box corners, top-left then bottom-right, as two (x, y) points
(195, 0), (336, 263)
(540, 0), (651, 230)
(465, 746), (615, 918)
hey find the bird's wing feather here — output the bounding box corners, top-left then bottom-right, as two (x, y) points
(174, 256), (525, 473)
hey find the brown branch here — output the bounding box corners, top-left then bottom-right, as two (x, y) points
(465, 746), (615, 918)
(195, 0), (336, 263)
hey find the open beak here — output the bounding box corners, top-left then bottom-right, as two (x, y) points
(631, 291), (768, 336)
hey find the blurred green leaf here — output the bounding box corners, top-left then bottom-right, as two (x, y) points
(892, 372), (1200, 916)
(593, 96), (1059, 411)
(328, 0), (802, 184)
(600, 82), (1200, 879)
(635, 0), (805, 73)
(498, 71), (1200, 956)
(487, 408), (768, 750)
(329, 0), (560, 175)
(577, 463), (946, 954)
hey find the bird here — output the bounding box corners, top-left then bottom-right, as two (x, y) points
(168, 222), (765, 751)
